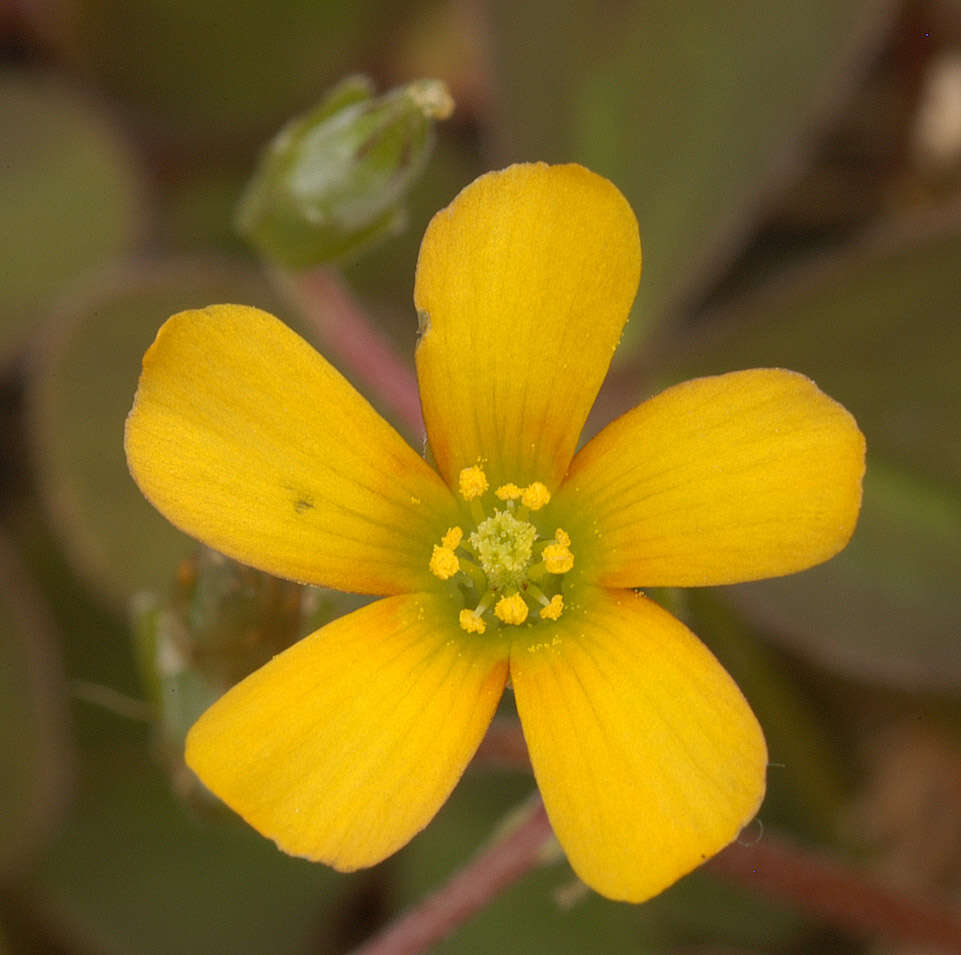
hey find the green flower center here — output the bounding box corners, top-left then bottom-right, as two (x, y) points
(427, 466), (574, 634)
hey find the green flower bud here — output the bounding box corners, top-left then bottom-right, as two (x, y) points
(236, 75), (454, 267)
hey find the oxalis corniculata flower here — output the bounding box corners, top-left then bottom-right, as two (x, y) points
(124, 163), (865, 903)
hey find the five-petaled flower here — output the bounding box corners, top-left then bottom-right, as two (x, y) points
(125, 163), (865, 903)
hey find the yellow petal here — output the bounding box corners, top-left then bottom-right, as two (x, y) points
(125, 305), (456, 594)
(561, 369), (865, 587)
(510, 588), (767, 903)
(186, 593), (508, 870)
(414, 163), (641, 490)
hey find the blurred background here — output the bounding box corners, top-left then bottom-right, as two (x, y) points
(2, 0), (960, 952)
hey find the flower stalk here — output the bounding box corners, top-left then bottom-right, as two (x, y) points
(350, 796), (554, 955)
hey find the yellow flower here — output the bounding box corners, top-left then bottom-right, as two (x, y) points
(124, 163), (865, 903)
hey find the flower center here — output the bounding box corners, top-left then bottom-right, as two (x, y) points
(470, 509), (537, 589)
(428, 466), (575, 634)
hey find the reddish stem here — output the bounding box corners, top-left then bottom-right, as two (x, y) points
(275, 267), (424, 438)
(709, 834), (961, 953)
(472, 720), (961, 952)
(350, 797), (553, 955)
(473, 717), (532, 770)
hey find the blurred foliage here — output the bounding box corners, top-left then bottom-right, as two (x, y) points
(2, 0), (961, 952)
(0, 534), (70, 882)
(490, 0), (899, 344)
(19, 0), (409, 144)
(0, 72), (143, 360)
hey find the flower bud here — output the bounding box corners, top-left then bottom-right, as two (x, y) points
(236, 75), (454, 266)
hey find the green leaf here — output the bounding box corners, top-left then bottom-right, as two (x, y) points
(659, 216), (961, 488)
(22, 0), (411, 143)
(31, 742), (350, 955)
(730, 463), (961, 688)
(0, 71), (143, 360)
(0, 533), (71, 878)
(491, 0), (895, 344)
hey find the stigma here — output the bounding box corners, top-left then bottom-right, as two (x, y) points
(428, 466), (574, 633)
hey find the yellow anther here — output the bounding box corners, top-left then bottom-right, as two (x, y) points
(429, 545), (459, 580)
(494, 592), (529, 625)
(554, 528), (571, 547)
(495, 483), (523, 501)
(543, 542), (574, 574)
(441, 526), (463, 549)
(539, 594), (564, 620)
(459, 609), (486, 634)
(458, 466), (489, 501)
(521, 482), (551, 511)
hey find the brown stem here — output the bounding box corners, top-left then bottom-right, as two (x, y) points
(349, 796), (553, 955)
(273, 267), (424, 438)
(709, 834), (961, 953)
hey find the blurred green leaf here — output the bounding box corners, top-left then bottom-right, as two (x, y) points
(25, 0), (409, 143)
(160, 164), (254, 255)
(0, 71), (143, 360)
(29, 260), (285, 607)
(32, 742), (350, 955)
(491, 0), (895, 344)
(660, 215), (961, 488)
(0, 533), (71, 879)
(730, 463), (961, 689)
(659, 214), (961, 686)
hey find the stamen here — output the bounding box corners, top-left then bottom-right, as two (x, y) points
(526, 582), (550, 605)
(441, 526), (463, 549)
(429, 544), (459, 580)
(459, 609), (486, 634)
(542, 528), (574, 574)
(458, 466), (489, 501)
(542, 543), (574, 574)
(539, 594), (564, 620)
(460, 590), (495, 631)
(474, 591), (494, 616)
(521, 482), (550, 511)
(494, 592), (529, 625)
(454, 555), (486, 592)
(495, 483), (523, 501)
